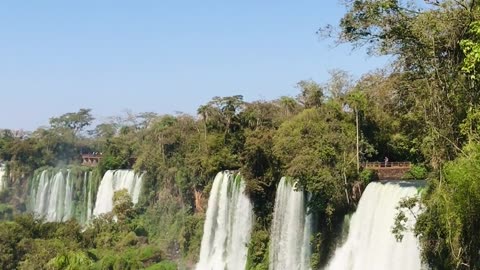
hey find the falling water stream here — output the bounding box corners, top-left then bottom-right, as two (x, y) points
(269, 177), (312, 270)
(196, 171), (254, 270)
(326, 181), (423, 270)
(92, 170), (144, 216)
(0, 164), (5, 192)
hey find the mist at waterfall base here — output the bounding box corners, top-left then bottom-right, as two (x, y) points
(269, 177), (313, 270)
(326, 181), (423, 270)
(196, 171), (254, 270)
(29, 169), (144, 223)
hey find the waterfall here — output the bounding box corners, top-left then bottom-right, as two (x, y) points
(0, 164), (5, 191)
(196, 171), (254, 270)
(30, 170), (74, 222)
(269, 177), (312, 270)
(326, 181), (422, 270)
(29, 169), (96, 223)
(86, 171), (94, 222)
(92, 170), (144, 216)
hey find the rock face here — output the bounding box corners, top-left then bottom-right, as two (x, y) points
(375, 167), (411, 180)
(364, 162), (412, 180)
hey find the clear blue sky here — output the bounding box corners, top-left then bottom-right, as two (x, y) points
(0, 0), (390, 130)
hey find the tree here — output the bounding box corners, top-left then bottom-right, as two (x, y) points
(91, 123), (117, 139)
(296, 80), (323, 108)
(346, 90), (368, 173)
(49, 109), (94, 136)
(325, 69), (353, 100)
(461, 19), (480, 81)
(273, 105), (357, 267)
(323, 0), (480, 168)
(136, 112), (159, 130)
(113, 189), (135, 223)
(277, 96), (299, 117)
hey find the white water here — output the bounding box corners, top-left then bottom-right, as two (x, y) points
(326, 181), (422, 270)
(269, 177), (312, 270)
(31, 170), (74, 222)
(85, 171), (94, 222)
(92, 170), (144, 216)
(29, 169), (97, 223)
(196, 171), (254, 270)
(0, 164), (5, 191)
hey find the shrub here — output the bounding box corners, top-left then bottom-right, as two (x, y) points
(359, 169), (378, 186)
(402, 165), (427, 180)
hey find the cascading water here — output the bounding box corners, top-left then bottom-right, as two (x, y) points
(0, 164), (6, 191)
(85, 171), (94, 223)
(92, 170), (144, 216)
(269, 177), (312, 270)
(326, 181), (422, 270)
(29, 169), (97, 223)
(196, 171), (254, 270)
(30, 170), (74, 222)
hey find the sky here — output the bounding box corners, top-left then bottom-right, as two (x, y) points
(0, 0), (391, 130)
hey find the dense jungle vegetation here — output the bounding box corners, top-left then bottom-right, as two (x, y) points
(1, 0), (480, 269)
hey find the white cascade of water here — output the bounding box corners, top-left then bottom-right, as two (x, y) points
(326, 181), (422, 270)
(86, 171), (94, 222)
(196, 171), (254, 270)
(92, 170), (144, 216)
(32, 170), (74, 222)
(0, 164), (6, 191)
(63, 171), (73, 220)
(269, 177), (312, 270)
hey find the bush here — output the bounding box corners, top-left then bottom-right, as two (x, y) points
(359, 169), (378, 186)
(402, 164), (427, 180)
(246, 228), (269, 270)
(145, 261), (177, 270)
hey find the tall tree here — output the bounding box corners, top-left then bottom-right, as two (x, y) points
(49, 108), (94, 136)
(296, 80), (324, 108)
(322, 0), (480, 167)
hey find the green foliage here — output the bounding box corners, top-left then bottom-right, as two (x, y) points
(245, 227), (270, 270)
(414, 143), (480, 269)
(113, 189), (135, 223)
(241, 128), (280, 222)
(0, 221), (27, 269)
(98, 136), (136, 174)
(0, 209), (175, 270)
(296, 80), (324, 108)
(359, 169), (378, 186)
(402, 165), (428, 180)
(145, 261), (177, 270)
(461, 21), (480, 79)
(47, 250), (94, 270)
(392, 196), (420, 242)
(0, 203), (13, 220)
(180, 214), (204, 262)
(49, 108), (94, 135)
(273, 106), (355, 222)
(5, 3), (480, 265)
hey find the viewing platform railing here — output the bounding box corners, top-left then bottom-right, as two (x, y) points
(363, 162), (411, 168)
(81, 154), (102, 167)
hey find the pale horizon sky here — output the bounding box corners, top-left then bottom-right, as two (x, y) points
(0, 1), (391, 130)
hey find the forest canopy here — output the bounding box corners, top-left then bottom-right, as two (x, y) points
(1, 0), (480, 269)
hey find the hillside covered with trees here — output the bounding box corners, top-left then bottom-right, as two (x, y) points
(1, 0), (480, 269)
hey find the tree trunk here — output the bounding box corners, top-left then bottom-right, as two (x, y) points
(356, 107), (360, 174)
(343, 152), (350, 205)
